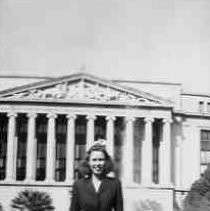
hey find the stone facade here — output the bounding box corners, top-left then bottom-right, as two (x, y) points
(0, 72), (209, 211)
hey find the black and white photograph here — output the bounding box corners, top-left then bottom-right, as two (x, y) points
(0, 0), (210, 210)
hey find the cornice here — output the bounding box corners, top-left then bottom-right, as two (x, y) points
(173, 110), (210, 119)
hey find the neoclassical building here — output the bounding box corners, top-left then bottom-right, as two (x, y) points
(0, 72), (210, 211)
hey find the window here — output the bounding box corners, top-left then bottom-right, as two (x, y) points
(36, 115), (47, 181)
(74, 116), (87, 179)
(16, 115), (27, 181)
(152, 120), (161, 184)
(55, 116), (67, 182)
(55, 134), (66, 181)
(0, 134), (7, 180)
(0, 114), (7, 180)
(199, 101), (205, 113)
(36, 139), (47, 180)
(200, 130), (210, 174)
(207, 102), (210, 113)
(94, 116), (106, 140)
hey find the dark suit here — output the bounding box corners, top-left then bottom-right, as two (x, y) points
(70, 177), (123, 211)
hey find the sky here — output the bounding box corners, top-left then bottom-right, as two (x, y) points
(0, 0), (210, 93)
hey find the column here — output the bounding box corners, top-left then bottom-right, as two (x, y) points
(192, 124), (201, 181)
(106, 116), (116, 158)
(175, 135), (182, 187)
(174, 117), (182, 188)
(46, 113), (57, 182)
(6, 112), (17, 181)
(142, 117), (154, 185)
(122, 116), (135, 182)
(66, 114), (76, 182)
(26, 113), (37, 181)
(159, 118), (172, 185)
(86, 115), (96, 150)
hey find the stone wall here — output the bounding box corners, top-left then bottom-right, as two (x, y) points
(0, 184), (174, 211)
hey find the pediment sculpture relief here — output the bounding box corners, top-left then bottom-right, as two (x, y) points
(5, 81), (159, 105)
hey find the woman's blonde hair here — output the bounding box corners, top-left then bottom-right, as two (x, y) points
(77, 143), (114, 178)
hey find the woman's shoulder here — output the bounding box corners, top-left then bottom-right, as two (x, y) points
(73, 177), (89, 186)
(105, 176), (122, 185)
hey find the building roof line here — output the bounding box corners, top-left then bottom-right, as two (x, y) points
(182, 92), (210, 98)
(0, 75), (54, 80)
(0, 74), (182, 86)
(113, 79), (182, 86)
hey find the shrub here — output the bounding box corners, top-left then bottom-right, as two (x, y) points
(184, 164), (210, 211)
(11, 190), (54, 211)
(0, 203), (3, 211)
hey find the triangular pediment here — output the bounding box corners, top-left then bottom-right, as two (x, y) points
(0, 72), (170, 106)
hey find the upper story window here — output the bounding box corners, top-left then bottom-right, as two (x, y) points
(207, 102), (210, 113)
(199, 101), (205, 113)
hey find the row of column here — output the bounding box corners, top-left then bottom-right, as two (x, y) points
(122, 116), (172, 185)
(4, 112), (117, 183)
(4, 111), (172, 186)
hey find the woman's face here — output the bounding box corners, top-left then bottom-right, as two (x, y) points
(88, 150), (106, 176)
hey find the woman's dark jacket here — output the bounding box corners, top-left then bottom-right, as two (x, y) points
(70, 176), (123, 211)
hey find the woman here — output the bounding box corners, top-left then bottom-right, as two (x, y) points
(70, 140), (123, 211)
